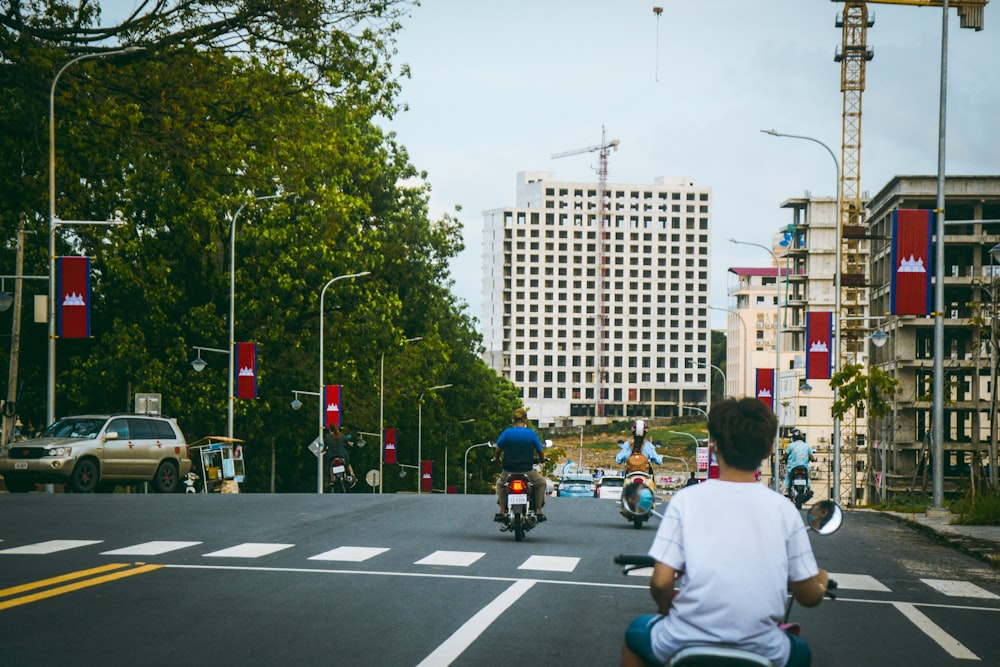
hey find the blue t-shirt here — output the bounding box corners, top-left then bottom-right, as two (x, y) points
(496, 425), (543, 472)
(785, 440), (814, 470)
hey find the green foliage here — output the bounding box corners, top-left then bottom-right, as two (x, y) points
(830, 362), (898, 421)
(953, 490), (1000, 526)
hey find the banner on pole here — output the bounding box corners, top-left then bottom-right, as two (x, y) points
(890, 208), (933, 316)
(56, 256), (90, 339)
(324, 384), (341, 428)
(235, 342), (257, 399)
(421, 460), (433, 492)
(805, 311), (833, 380)
(755, 368), (774, 411)
(383, 428), (397, 464)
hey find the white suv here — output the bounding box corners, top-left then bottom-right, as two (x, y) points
(0, 414), (192, 493)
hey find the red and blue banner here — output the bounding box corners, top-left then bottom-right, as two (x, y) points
(890, 209), (933, 316)
(235, 342), (257, 399)
(805, 311), (833, 380)
(755, 368), (774, 411)
(421, 460), (433, 492)
(56, 256), (90, 339)
(383, 427), (397, 464)
(324, 384), (341, 428)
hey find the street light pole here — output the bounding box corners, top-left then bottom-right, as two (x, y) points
(317, 271), (370, 494)
(760, 129), (842, 502)
(417, 384), (452, 494)
(379, 337), (422, 494)
(464, 441), (493, 494)
(47, 46), (144, 426)
(710, 305), (748, 397)
(228, 194), (282, 439)
(729, 238), (784, 491)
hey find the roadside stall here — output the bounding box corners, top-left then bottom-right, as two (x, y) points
(188, 436), (245, 493)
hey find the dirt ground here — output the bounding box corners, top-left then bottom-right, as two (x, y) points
(546, 432), (695, 483)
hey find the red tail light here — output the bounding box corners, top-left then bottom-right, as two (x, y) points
(509, 478), (527, 493)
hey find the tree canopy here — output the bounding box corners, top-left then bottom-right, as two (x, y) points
(0, 0), (520, 491)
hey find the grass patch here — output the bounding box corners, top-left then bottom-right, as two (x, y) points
(952, 490), (1000, 526)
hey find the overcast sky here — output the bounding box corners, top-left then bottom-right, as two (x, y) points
(100, 1), (1000, 331)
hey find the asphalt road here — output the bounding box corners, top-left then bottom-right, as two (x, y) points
(1, 493), (998, 666)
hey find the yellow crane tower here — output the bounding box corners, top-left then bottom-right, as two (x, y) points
(552, 127), (620, 419)
(832, 1), (988, 502)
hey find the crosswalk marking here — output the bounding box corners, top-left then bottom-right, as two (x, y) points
(415, 551), (485, 567)
(893, 602), (981, 660)
(308, 546), (389, 562)
(518, 555), (579, 572)
(921, 578), (999, 599)
(203, 543), (294, 558)
(101, 541), (202, 556)
(828, 573), (891, 592)
(0, 540), (103, 555)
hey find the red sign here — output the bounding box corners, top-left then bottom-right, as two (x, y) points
(324, 384), (341, 428)
(383, 428), (397, 465)
(755, 368), (774, 411)
(421, 460), (433, 492)
(235, 342), (257, 399)
(805, 311), (833, 380)
(890, 209), (932, 316)
(56, 256), (90, 339)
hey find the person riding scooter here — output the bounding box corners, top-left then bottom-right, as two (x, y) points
(616, 420), (664, 475)
(782, 429), (816, 497)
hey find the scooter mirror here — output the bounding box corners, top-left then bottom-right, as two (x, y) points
(620, 484), (656, 517)
(806, 500), (843, 535)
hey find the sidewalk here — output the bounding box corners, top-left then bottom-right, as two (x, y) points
(880, 510), (1000, 568)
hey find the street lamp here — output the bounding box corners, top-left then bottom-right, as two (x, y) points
(760, 128), (842, 502)
(46, 46), (145, 426)
(417, 384), (452, 494)
(680, 404), (708, 419)
(289, 389), (319, 411)
(191, 345), (228, 373)
(729, 237), (784, 492)
(687, 360), (725, 415)
(316, 271), (371, 494)
(379, 336), (423, 494)
(464, 441), (493, 494)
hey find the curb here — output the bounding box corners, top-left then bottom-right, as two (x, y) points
(882, 512), (1000, 570)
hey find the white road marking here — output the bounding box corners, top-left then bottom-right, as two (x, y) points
(101, 541), (202, 556)
(415, 551), (485, 567)
(921, 578), (999, 600)
(893, 602), (981, 661)
(415, 579), (536, 667)
(828, 572), (891, 592)
(0, 540), (102, 555)
(203, 543), (294, 558)
(626, 567), (654, 578)
(308, 546), (390, 562)
(519, 555), (579, 572)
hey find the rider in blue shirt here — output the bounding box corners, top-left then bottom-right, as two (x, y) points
(783, 429), (816, 492)
(616, 420), (664, 469)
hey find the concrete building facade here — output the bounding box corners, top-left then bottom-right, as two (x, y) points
(482, 171), (712, 429)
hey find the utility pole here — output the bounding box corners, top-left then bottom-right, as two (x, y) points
(2, 217), (27, 446)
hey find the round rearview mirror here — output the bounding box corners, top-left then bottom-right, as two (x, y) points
(806, 500), (843, 535)
(620, 482), (656, 517)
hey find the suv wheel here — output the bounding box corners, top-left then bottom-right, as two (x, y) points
(68, 458), (100, 493)
(152, 460), (179, 493)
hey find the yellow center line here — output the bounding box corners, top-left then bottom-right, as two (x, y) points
(0, 563), (133, 599)
(0, 563), (163, 611)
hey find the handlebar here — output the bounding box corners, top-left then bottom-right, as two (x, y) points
(825, 579), (838, 600)
(614, 554), (656, 567)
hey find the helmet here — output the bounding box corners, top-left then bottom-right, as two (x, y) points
(791, 428), (803, 440)
(632, 420), (648, 438)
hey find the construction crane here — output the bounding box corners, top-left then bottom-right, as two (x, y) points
(832, 0), (988, 503)
(552, 127), (620, 420)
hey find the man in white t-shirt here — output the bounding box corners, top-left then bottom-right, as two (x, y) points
(621, 397), (831, 667)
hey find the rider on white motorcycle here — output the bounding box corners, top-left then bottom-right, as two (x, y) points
(493, 407), (547, 523)
(616, 420), (664, 473)
(782, 429), (816, 495)
(621, 398), (830, 667)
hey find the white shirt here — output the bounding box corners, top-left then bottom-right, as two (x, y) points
(648, 480), (819, 666)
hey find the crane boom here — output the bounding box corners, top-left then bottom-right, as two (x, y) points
(552, 127), (620, 420)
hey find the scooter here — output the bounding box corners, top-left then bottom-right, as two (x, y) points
(615, 500), (842, 666)
(328, 456), (356, 493)
(497, 473), (541, 542)
(786, 465), (814, 509)
(619, 471), (657, 529)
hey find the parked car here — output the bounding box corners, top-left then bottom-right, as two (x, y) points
(0, 414), (192, 494)
(557, 473), (595, 498)
(595, 474), (625, 500)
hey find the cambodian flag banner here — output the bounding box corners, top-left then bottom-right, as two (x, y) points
(324, 384), (341, 428)
(383, 427), (397, 464)
(756, 368), (774, 411)
(56, 256), (90, 338)
(890, 208), (933, 316)
(805, 311), (833, 380)
(421, 460), (433, 492)
(235, 342), (257, 399)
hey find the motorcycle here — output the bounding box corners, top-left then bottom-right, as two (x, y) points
(786, 465), (813, 509)
(615, 500), (842, 666)
(328, 456), (356, 493)
(498, 473), (540, 542)
(619, 471), (657, 529)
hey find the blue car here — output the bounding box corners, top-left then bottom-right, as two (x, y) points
(557, 474), (595, 498)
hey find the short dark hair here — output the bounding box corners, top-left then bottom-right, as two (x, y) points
(707, 397), (777, 471)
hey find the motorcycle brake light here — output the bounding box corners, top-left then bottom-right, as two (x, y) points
(509, 478), (527, 493)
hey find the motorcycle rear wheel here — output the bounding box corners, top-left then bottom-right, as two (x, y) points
(513, 512), (525, 541)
